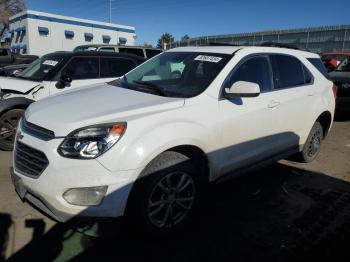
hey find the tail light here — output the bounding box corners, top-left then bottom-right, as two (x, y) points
(332, 83), (337, 98)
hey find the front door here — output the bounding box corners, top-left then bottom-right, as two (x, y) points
(218, 55), (284, 176)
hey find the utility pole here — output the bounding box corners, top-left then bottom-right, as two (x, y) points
(109, 0), (112, 23)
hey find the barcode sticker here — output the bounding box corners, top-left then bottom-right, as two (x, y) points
(42, 60), (59, 66)
(194, 55), (222, 63)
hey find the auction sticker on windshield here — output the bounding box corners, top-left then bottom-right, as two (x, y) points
(195, 55), (223, 63)
(43, 60), (59, 66)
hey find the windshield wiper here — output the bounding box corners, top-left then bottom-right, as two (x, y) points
(132, 80), (167, 96)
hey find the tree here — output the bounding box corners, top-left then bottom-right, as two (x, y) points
(143, 42), (153, 48)
(0, 0), (26, 24)
(156, 33), (174, 49)
(0, 0), (25, 37)
(181, 34), (190, 42)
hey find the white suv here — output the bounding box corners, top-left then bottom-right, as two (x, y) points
(11, 45), (336, 234)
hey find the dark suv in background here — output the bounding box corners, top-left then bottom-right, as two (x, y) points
(73, 45), (163, 59)
(0, 51), (145, 150)
(330, 56), (350, 111)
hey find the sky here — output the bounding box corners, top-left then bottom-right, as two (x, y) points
(26, 0), (350, 46)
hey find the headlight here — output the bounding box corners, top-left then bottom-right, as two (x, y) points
(58, 123), (126, 159)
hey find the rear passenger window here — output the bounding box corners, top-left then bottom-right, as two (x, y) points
(118, 48), (145, 58)
(99, 47), (115, 52)
(307, 58), (330, 80)
(271, 55), (306, 89)
(145, 49), (162, 59)
(100, 58), (136, 78)
(302, 65), (313, 84)
(62, 57), (99, 80)
(228, 56), (272, 92)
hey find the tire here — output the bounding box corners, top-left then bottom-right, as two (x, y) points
(0, 109), (25, 151)
(125, 151), (203, 235)
(298, 121), (324, 163)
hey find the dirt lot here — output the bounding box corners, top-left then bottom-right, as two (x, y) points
(1, 113), (349, 262)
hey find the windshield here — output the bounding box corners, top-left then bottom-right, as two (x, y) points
(336, 57), (350, 72)
(18, 55), (65, 81)
(114, 52), (231, 98)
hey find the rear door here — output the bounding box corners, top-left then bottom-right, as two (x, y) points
(268, 54), (315, 149)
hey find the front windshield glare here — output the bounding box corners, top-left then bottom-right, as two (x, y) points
(119, 52), (231, 98)
(19, 55), (64, 81)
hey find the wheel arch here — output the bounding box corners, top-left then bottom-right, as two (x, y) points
(136, 144), (210, 183)
(0, 97), (34, 117)
(316, 110), (332, 138)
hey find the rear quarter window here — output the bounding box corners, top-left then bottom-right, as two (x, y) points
(307, 58), (330, 80)
(145, 49), (163, 59)
(118, 48), (145, 58)
(271, 55), (313, 89)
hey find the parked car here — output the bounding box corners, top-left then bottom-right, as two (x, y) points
(0, 47), (38, 67)
(73, 44), (163, 59)
(11, 45), (335, 234)
(321, 52), (350, 72)
(0, 51), (145, 150)
(330, 56), (350, 111)
(0, 64), (29, 77)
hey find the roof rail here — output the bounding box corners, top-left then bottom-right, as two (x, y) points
(209, 42), (240, 47)
(260, 42), (310, 51)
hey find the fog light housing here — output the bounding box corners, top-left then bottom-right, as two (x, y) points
(63, 186), (108, 206)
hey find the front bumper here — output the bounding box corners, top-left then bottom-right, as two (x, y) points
(11, 124), (142, 222)
(336, 96), (350, 111)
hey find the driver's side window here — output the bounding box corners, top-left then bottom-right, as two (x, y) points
(228, 56), (273, 92)
(62, 57), (99, 80)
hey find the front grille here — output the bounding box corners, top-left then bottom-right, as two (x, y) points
(334, 82), (350, 97)
(14, 141), (49, 178)
(22, 119), (55, 141)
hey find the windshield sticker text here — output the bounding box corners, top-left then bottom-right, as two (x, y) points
(42, 60), (59, 66)
(194, 55), (222, 63)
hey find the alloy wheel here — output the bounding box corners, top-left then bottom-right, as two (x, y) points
(147, 171), (195, 229)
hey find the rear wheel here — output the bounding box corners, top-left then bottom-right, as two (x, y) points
(125, 151), (203, 235)
(299, 121), (324, 163)
(0, 109), (25, 151)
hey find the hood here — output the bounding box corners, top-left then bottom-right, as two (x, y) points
(26, 83), (185, 136)
(329, 71), (350, 82)
(0, 76), (42, 94)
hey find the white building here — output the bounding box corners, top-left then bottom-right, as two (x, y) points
(7, 10), (136, 56)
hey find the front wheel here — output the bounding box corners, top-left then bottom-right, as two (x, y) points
(125, 151), (203, 235)
(0, 109), (25, 151)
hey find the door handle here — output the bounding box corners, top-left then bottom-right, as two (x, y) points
(268, 100), (280, 108)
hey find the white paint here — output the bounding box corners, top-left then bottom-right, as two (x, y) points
(13, 46), (335, 221)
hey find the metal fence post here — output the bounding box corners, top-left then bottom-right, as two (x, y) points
(342, 29), (347, 52)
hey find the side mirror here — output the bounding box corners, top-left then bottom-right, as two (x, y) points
(55, 74), (72, 89)
(224, 81), (260, 99)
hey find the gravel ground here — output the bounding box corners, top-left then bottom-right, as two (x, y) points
(1, 113), (349, 262)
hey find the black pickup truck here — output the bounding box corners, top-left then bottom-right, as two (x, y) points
(0, 48), (38, 67)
